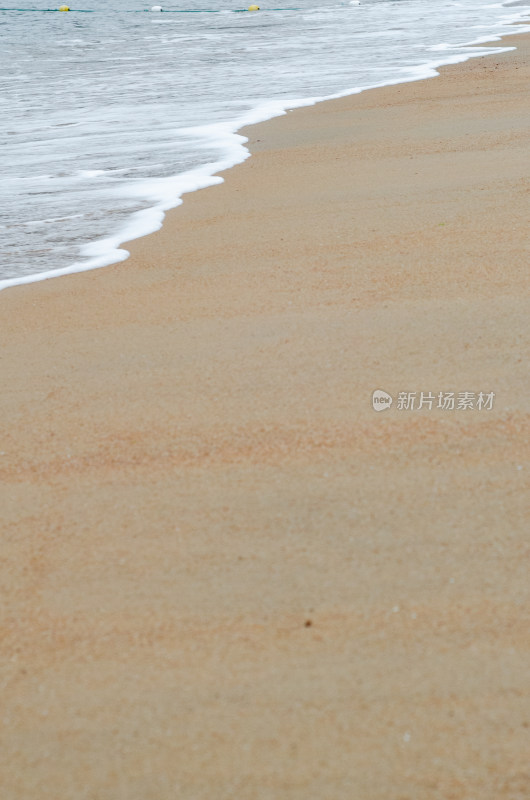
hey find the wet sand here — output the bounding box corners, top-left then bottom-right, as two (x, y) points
(1, 34), (529, 800)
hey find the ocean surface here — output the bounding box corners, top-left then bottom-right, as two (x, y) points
(1, 0), (529, 288)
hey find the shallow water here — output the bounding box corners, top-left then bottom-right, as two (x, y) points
(0, 0), (529, 286)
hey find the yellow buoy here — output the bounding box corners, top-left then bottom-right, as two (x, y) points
(58, 4), (70, 10)
(248, 4), (260, 9)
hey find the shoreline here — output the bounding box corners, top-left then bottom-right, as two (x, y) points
(1, 21), (529, 293)
(1, 29), (530, 800)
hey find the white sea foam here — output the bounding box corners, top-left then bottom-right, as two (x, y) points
(0, 0), (528, 292)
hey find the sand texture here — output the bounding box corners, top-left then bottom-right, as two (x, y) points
(1, 34), (529, 800)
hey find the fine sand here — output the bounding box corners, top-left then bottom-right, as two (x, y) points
(1, 34), (529, 800)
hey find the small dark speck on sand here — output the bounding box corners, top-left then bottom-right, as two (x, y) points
(304, 620), (312, 628)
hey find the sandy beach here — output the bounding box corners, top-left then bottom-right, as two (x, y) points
(1, 32), (529, 799)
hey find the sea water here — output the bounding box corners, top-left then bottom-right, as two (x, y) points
(0, 0), (528, 288)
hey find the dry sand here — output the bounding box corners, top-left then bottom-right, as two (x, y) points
(1, 33), (529, 800)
